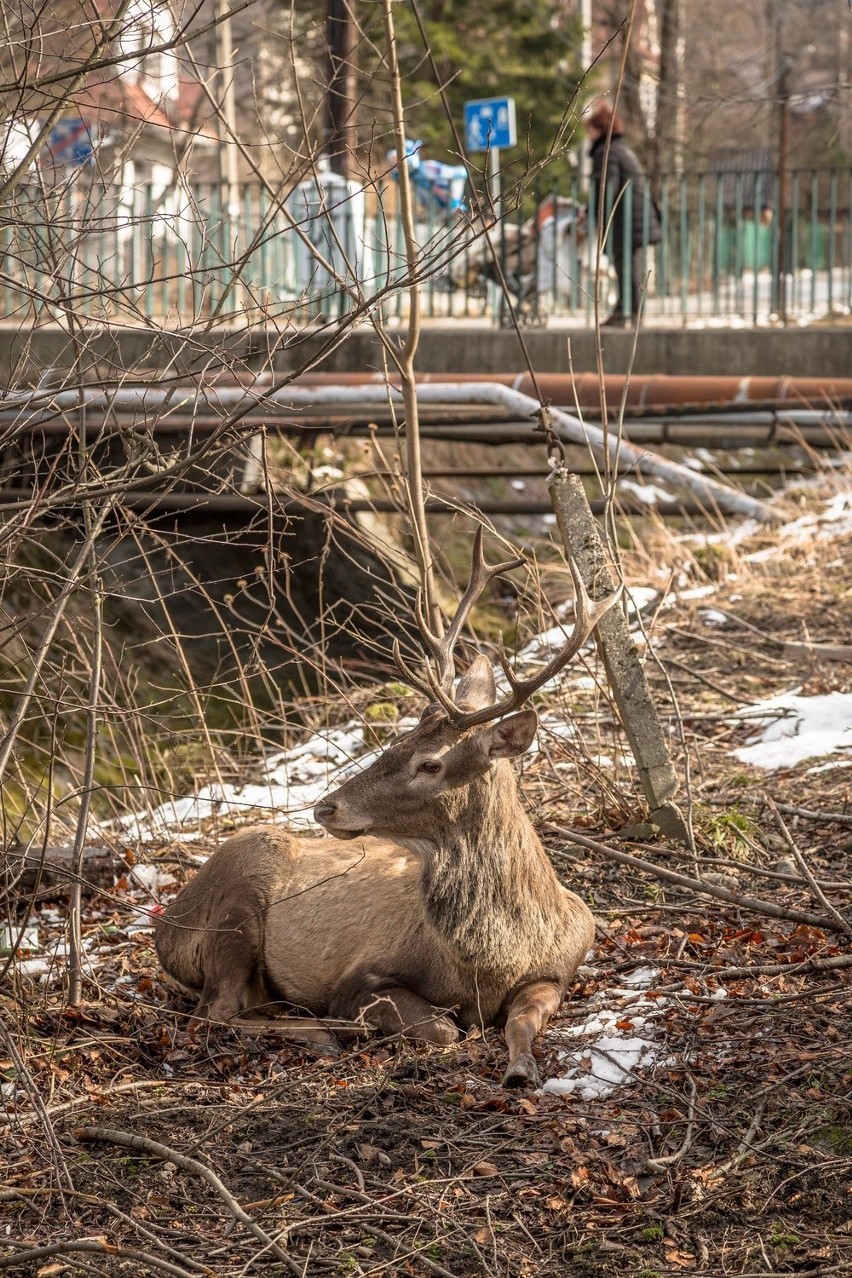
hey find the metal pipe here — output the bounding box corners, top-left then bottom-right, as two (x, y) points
(0, 382), (796, 521)
(210, 382), (778, 522)
(0, 488), (713, 519)
(405, 384), (780, 522)
(294, 371), (852, 408)
(4, 393), (850, 437)
(5, 373), (852, 417)
(398, 425), (841, 448)
(2, 416), (849, 450)
(386, 460), (819, 478)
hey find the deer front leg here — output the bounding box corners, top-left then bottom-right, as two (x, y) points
(501, 980), (563, 1089)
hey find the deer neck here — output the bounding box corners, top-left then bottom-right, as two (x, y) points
(412, 761), (561, 971)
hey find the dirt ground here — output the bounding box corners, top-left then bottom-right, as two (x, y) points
(2, 493), (851, 1278)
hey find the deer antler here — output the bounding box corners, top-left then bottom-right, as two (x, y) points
(441, 553), (623, 731)
(393, 525), (524, 703)
(395, 528), (621, 728)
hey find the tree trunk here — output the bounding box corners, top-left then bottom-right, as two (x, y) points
(607, 0), (648, 159)
(652, 0), (682, 177)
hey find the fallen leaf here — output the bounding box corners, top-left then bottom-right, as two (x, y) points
(664, 1249), (697, 1267)
(471, 1161), (499, 1177)
(604, 1132), (628, 1148)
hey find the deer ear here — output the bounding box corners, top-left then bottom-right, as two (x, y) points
(454, 654), (497, 711)
(485, 709), (538, 758)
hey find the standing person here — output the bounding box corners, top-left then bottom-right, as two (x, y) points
(584, 101), (660, 327)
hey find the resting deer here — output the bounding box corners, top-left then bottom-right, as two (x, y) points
(155, 531), (620, 1086)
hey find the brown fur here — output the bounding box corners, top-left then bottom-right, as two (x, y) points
(155, 657), (595, 1086)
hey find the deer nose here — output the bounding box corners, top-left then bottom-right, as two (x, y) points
(314, 801), (338, 825)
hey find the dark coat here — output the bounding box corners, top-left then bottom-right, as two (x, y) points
(589, 132), (660, 250)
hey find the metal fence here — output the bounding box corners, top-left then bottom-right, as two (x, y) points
(1, 167), (850, 326)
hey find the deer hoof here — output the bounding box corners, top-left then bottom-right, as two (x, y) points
(502, 1053), (539, 1089)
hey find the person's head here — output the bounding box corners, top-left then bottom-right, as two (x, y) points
(584, 101), (624, 141)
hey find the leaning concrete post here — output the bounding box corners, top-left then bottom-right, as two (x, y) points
(548, 468), (690, 845)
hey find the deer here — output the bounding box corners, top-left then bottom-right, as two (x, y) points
(155, 530), (620, 1087)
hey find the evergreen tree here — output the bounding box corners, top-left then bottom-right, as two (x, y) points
(362, 0), (586, 185)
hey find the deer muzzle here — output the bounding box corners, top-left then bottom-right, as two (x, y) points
(313, 799), (369, 838)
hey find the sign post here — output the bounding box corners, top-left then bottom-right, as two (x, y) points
(463, 96), (517, 324)
(463, 96), (516, 213)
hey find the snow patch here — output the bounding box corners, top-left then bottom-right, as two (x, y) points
(619, 479), (676, 506)
(128, 863), (176, 892)
(619, 965), (660, 989)
(733, 689), (852, 770)
(740, 486), (852, 561)
(679, 585), (718, 601)
(624, 585), (659, 612)
(0, 924), (39, 952)
(105, 722), (387, 843)
(542, 972), (669, 1101)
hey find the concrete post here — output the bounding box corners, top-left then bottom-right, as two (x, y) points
(548, 468), (690, 845)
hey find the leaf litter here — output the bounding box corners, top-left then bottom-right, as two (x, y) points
(2, 486), (852, 1277)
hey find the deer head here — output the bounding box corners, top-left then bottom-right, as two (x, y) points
(313, 657), (539, 840)
(314, 528), (621, 842)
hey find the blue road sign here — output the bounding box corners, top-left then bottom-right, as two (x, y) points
(48, 119), (94, 166)
(464, 97), (517, 152)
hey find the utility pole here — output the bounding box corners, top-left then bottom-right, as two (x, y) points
(776, 56), (791, 324)
(216, 0), (241, 307)
(216, 0), (239, 207)
(326, 0), (357, 178)
(769, 1), (790, 325)
(580, 0), (593, 190)
(837, 0), (850, 163)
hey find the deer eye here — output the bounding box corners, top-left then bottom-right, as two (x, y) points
(418, 760), (442, 775)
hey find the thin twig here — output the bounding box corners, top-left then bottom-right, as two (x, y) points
(766, 797), (852, 940)
(670, 953), (852, 980)
(646, 1075), (698, 1171)
(68, 574), (103, 1004)
(0, 1022), (76, 1194)
(773, 802), (852, 826)
(712, 1098), (767, 1177)
(548, 826), (848, 932)
(74, 1127), (303, 1276)
(294, 1182), (461, 1278)
(0, 1239), (197, 1276)
(0, 503), (111, 782)
(330, 1151), (366, 1193)
(379, 0), (440, 638)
